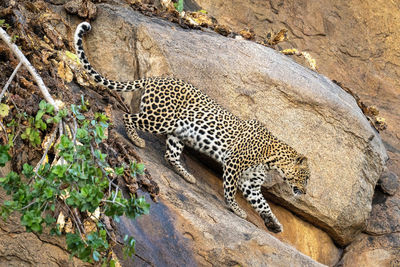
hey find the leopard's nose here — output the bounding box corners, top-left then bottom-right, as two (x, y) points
(293, 186), (305, 196)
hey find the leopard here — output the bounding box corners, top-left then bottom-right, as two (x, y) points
(74, 22), (310, 233)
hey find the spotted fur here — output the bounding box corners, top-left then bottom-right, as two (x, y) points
(74, 22), (310, 233)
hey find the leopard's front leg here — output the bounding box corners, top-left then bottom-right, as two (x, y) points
(222, 161), (247, 219)
(239, 173), (283, 233)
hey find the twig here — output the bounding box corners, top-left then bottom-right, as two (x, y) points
(110, 90), (130, 114)
(21, 200), (37, 210)
(0, 121), (8, 144)
(34, 125), (58, 173)
(102, 199), (125, 207)
(71, 117), (78, 146)
(112, 187), (119, 202)
(0, 61), (22, 102)
(64, 201), (87, 244)
(0, 27), (58, 112)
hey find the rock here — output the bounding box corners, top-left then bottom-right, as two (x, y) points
(365, 190), (400, 236)
(193, 1), (400, 174)
(339, 233), (400, 267)
(82, 4), (387, 246)
(378, 170), (399, 196)
(186, 0), (400, 264)
(267, 202), (341, 266)
(113, 131), (326, 266)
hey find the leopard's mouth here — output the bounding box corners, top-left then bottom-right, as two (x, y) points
(293, 186), (305, 196)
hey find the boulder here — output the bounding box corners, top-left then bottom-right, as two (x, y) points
(113, 130), (327, 266)
(189, 2), (400, 265)
(339, 233), (400, 267)
(82, 4), (387, 247)
(193, 0), (400, 170)
(365, 189), (400, 237)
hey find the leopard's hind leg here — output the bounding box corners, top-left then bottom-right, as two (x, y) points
(123, 112), (177, 148)
(164, 135), (196, 184)
(238, 173), (283, 233)
(123, 113), (146, 148)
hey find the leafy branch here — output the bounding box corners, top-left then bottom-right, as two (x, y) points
(0, 102), (149, 264)
(0, 21), (150, 265)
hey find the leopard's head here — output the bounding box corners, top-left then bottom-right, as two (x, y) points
(278, 155), (310, 196)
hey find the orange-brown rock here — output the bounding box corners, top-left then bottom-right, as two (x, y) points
(339, 233), (400, 267)
(83, 4), (387, 247)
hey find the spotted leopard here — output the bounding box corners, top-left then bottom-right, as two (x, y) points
(74, 22), (310, 233)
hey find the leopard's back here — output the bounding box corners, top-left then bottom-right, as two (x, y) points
(138, 77), (244, 164)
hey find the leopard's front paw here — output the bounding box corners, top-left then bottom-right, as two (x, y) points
(132, 137), (146, 148)
(233, 207), (247, 219)
(182, 173), (196, 184)
(264, 219), (283, 233)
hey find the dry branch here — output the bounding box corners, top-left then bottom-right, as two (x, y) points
(0, 61), (22, 102)
(0, 27), (59, 112)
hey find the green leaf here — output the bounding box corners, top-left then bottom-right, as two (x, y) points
(21, 127), (41, 146)
(44, 214), (56, 225)
(7, 133), (14, 147)
(52, 165), (67, 178)
(122, 236), (136, 259)
(176, 0), (184, 12)
(59, 108), (68, 118)
(80, 95), (89, 112)
(115, 166), (124, 176)
(39, 100), (47, 110)
(136, 163), (145, 174)
(34, 119), (47, 131)
(22, 163), (34, 178)
(44, 187), (54, 198)
(0, 103), (10, 117)
(92, 250), (100, 262)
(0, 145), (11, 167)
(45, 104), (54, 114)
(94, 113), (109, 123)
(35, 110), (45, 121)
(76, 114), (85, 120)
(76, 128), (90, 143)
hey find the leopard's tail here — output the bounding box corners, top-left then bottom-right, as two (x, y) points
(74, 22), (145, 92)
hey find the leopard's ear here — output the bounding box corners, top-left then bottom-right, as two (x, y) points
(296, 155), (308, 166)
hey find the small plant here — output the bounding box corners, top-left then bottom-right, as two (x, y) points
(0, 98), (150, 265)
(20, 100), (60, 146)
(0, 19), (10, 30)
(174, 0), (184, 13)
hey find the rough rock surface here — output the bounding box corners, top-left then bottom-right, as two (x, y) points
(193, 0), (400, 172)
(0, 164), (89, 267)
(83, 4), (387, 247)
(113, 133), (325, 266)
(190, 1), (400, 265)
(339, 233), (400, 267)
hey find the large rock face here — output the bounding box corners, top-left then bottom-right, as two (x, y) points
(193, 0), (400, 167)
(113, 132), (326, 266)
(188, 1), (400, 265)
(83, 4), (387, 248)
